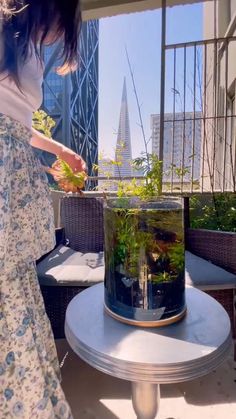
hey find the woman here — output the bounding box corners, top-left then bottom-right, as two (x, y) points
(0, 1), (85, 417)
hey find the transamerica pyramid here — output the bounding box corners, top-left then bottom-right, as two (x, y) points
(114, 78), (132, 177)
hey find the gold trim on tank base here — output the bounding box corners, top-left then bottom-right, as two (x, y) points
(104, 304), (187, 327)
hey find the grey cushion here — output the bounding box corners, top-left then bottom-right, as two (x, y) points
(185, 251), (236, 290)
(37, 245), (104, 286)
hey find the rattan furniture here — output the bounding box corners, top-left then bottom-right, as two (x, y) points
(37, 196), (104, 338)
(185, 228), (236, 359)
(186, 228), (236, 273)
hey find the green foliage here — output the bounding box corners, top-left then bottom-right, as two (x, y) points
(58, 159), (74, 178)
(151, 272), (172, 283)
(116, 178), (142, 199)
(49, 158), (87, 190)
(96, 146), (164, 199)
(190, 194), (236, 232)
(169, 163), (190, 179)
(112, 208), (154, 277)
(106, 205), (185, 283)
(106, 152), (163, 200)
(32, 110), (56, 138)
(168, 243), (185, 273)
(97, 147), (192, 199)
(132, 153), (163, 199)
(33, 110), (87, 192)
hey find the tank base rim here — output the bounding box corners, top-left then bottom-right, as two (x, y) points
(104, 303), (187, 327)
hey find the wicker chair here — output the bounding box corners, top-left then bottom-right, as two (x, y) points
(38, 196), (104, 339)
(186, 228), (236, 350)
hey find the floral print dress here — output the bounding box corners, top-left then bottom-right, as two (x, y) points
(0, 114), (73, 418)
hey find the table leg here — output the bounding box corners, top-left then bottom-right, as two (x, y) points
(131, 382), (160, 419)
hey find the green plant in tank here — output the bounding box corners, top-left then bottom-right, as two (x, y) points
(151, 271), (172, 283)
(168, 242), (185, 274)
(113, 208), (155, 278)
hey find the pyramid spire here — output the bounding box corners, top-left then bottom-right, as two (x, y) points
(114, 78), (132, 177)
(122, 77), (127, 102)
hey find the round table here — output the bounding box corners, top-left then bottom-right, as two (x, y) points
(65, 284), (232, 419)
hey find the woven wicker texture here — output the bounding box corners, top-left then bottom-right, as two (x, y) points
(41, 285), (86, 339)
(205, 289), (235, 338)
(40, 196), (104, 338)
(186, 228), (236, 356)
(186, 228), (236, 274)
(60, 196), (104, 253)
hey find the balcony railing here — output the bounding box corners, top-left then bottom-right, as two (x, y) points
(159, 35), (236, 194)
(82, 36), (236, 195)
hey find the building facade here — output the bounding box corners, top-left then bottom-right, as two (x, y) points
(203, 0), (236, 192)
(151, 112), (202, 184)
(42, 20), (99, 187)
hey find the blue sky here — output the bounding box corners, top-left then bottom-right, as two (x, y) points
(98, 3), (203, 158)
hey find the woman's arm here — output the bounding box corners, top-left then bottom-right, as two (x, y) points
(31, 128), (63, 155)
(31, 128), (86, 172)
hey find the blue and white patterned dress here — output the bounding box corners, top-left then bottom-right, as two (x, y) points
(0, 115), (73, 418)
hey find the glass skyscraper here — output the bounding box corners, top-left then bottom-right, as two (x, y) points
(41, 20), (99, 188)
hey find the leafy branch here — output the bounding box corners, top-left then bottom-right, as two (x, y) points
(33, 110), (87, 193)
(32, 110), (56, 138)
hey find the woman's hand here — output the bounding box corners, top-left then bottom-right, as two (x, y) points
(58, 147), (87, 173)
(31, 128), (87, 174)
(46, 158), (87, 193)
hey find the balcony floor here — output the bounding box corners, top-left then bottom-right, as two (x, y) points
(56, 339), (236, 419)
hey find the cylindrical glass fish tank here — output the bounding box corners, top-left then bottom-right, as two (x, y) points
(104, 197), (186, 326)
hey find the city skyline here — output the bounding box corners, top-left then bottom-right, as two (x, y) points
(98, 3), (203, 159)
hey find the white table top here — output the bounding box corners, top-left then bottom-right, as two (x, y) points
(65, 283), (232, 384)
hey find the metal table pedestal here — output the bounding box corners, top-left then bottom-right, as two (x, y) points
(65, 284), (232, 419)
(132, 382), (160, 419)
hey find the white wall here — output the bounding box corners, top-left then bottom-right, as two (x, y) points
(203, 0), (236, 192)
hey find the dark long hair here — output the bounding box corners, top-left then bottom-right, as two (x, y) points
(0, 0), (82, 85)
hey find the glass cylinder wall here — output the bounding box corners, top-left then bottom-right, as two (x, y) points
(104, 197), (186, 326)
